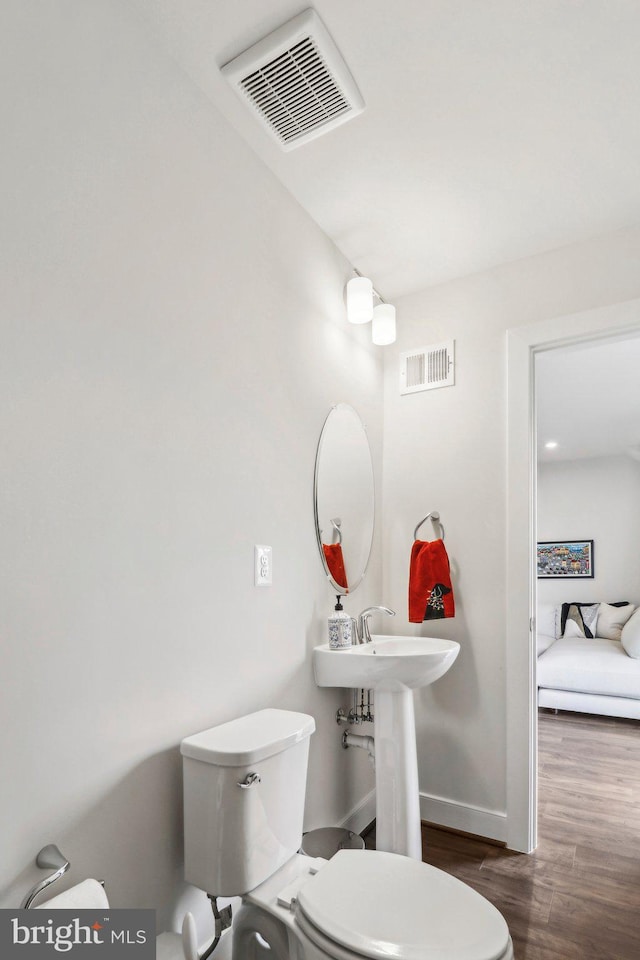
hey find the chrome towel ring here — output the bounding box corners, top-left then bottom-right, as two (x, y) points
(413, 511), (445, 541)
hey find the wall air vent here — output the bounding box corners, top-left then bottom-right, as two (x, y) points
(400, 340), (455, 395)
(221, 9), (365, 151)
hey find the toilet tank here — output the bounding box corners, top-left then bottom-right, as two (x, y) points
(180, 708), (315, 897)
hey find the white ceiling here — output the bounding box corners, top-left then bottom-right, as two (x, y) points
(536, 334), (640, 464)
(131, 0), (640, 300)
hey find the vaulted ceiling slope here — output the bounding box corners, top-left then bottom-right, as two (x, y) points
(131, 1), (640, 300)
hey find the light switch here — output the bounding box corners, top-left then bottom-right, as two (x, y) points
(255, 545), (273, 586)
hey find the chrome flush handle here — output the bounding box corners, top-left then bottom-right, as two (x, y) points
(237, 772), (261, 789)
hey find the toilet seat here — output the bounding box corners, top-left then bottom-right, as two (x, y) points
(294, 849), (512, 960)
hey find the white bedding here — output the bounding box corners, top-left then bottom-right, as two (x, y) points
(537, 635), (640, 701)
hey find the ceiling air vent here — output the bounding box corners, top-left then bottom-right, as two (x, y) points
(221, 9), (365, 151)
(400, 341), (455, 395)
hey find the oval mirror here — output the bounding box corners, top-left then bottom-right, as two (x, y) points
(313, 403), (375, 594)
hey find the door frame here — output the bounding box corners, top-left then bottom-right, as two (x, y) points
(505, 297), (640, 853)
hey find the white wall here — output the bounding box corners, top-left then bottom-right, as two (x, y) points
(538, 456), (640, 606)
(0, 0), (383, 925)
(382, 227), (640, 838)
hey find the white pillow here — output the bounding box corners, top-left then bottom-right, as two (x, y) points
(596, 603), (636, 641)
(537, 604), (560, 640)
(621, 608), (640, 658)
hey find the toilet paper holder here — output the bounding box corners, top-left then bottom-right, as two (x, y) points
(22, 844), (70, 909)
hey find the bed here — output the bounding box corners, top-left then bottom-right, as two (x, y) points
(537, 601), (640, 720)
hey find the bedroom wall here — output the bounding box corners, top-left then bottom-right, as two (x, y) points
(0, 0), (383, 928)
(537, 456), (640, 607)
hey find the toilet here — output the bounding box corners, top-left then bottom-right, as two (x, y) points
(180, 709), (514, 960)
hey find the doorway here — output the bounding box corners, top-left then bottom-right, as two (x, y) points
(505, 298), (640, 854)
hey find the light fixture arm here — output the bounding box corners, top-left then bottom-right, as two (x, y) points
(353, 268), (386, 305)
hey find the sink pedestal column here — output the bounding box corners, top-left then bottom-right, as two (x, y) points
(374, 689), (422, 861)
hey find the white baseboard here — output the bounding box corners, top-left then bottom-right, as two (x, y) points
(337, 789), (376, 836)
(335, 789), (506, 845)
(419, 792), (507, 844)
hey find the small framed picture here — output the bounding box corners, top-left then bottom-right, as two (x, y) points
(537, 540), (594, 579)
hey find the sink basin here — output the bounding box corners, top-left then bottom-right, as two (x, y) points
(313, 634), (460, 692)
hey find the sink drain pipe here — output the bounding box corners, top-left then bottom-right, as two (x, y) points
(342, 730), (375, 763)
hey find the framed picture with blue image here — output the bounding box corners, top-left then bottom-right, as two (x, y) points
(537, 540), (594, 579)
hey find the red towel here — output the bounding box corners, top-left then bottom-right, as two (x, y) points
(323, 543), (348, 591)
(409, 539), (455, 622)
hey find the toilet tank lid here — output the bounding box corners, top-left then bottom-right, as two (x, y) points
(180, 709), (315, 766)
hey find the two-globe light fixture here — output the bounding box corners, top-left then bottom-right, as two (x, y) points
(346, 275), (396, 345)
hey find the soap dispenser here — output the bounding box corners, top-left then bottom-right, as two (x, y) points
(328, 596), (353, 650)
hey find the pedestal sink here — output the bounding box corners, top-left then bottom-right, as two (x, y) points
(313, 635), (460, 861)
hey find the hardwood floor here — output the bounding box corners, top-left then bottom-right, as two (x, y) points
(364, 710), (640, 959)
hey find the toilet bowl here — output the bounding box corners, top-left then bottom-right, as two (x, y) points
(234, 851), (513, 960)
(180, 709), (513, 960)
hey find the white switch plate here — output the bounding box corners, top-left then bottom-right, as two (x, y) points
(254, 545), (273, 586)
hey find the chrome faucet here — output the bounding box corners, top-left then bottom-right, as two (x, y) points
(356, 606), (395, 643)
